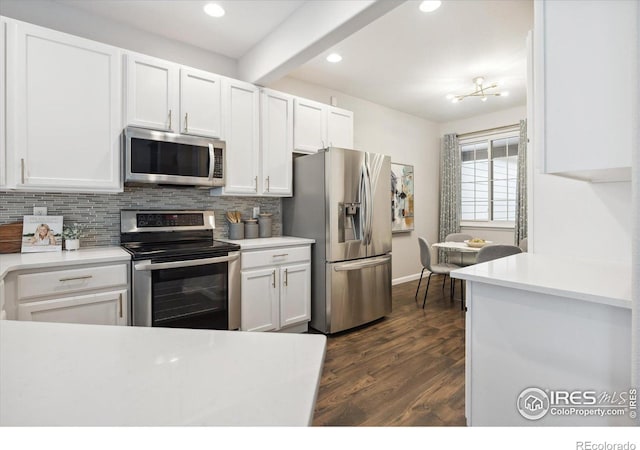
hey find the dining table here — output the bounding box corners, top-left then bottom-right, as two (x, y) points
(431, 241), (484, 253)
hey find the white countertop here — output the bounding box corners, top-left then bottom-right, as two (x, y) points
(221, 236), (315, 250)
(0, 320), (327, 426)
(0, 246), (131, 281)
(451, 253), (632, 309)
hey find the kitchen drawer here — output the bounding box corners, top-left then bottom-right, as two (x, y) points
(17, 264), (128, 301)
(241, 246), (310, 270)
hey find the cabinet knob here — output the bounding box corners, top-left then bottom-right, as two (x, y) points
(184, 112), (189, 132)
(266, 176), (270, 192)
(272, 270), (276, 288)
(284, 268), (288, 287)
(168, 109), (172, 130)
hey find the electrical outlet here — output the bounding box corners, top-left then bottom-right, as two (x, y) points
(253, 207), (260, 218)
(33, 206), (47, 216)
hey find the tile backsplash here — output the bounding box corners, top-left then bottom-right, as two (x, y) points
(0, 185), (281, 247)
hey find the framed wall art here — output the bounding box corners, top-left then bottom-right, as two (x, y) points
(391, 163), (414, 233)
(21, 215), (63, 253)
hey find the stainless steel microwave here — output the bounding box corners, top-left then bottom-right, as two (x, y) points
(124, 126), (225, 187)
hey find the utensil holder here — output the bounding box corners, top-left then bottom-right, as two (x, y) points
(244, 222), (259, 239)
(229, 222), (244, 240)
(258, 216), (272, 238)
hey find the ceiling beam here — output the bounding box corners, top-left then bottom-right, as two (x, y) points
(238, 0), (405, 86)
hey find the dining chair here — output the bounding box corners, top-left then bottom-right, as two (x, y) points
(415, 237), (461, 309)
(519, 237), (528, 252)
(476, 244), (523, 264)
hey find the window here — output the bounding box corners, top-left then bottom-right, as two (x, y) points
(460, 131), (519, 224)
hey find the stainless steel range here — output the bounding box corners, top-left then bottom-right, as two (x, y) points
(120, 210), (241, 330)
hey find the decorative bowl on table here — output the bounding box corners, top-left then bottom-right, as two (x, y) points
(464, 239), (492, 248)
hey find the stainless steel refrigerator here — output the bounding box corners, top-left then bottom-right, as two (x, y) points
(283, 147), (392, 334)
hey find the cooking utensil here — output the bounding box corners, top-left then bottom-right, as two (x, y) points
(226, 211), (242, 223)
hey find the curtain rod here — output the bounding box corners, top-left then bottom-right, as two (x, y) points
(457, 123), (520, 139)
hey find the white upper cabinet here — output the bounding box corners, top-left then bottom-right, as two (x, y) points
(0, 18), (6, 188)
(293, 97), (328, 153)
(219, 78), (260, 195)
(327, 106), (354, 149)
(261, 89), (293, 196)
(179, 67), (222, 138)
(125, 54), (222, 138)
(293, 98), (354, 153)
(125, 53), (178, 132)
(213, 86), (293, 197)
(6, 18), (122, 192)
(534, 0), (636, 182)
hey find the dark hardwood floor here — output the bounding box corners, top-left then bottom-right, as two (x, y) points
(312, 275), (466, 426)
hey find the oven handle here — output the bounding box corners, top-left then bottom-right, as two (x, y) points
(133, 252), (240, 271)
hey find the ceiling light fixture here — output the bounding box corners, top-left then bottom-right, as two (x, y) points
(419, 1), (442, 13)
(448, 76), (507, 103)
(326, 53), (342, 63)
(203, 3), (225, 18)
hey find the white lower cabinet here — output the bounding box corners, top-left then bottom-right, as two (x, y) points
(5, 261), (130, 326)
(18, 289), (128, 326)
(279, 263), (311, 328)
(240, 245), (311, 332)
(241, 268), (279, 332)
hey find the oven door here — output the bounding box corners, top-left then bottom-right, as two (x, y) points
(132, 252), (240, 329)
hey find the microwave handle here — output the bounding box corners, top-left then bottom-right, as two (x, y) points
(208, 144), (215, 180)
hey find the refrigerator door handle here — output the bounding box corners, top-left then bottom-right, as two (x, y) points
(359, 163), (367, 242)
(333, 255), (391, 271)
(366, 160), (374, 245)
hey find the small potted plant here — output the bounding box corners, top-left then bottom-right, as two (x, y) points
(62, 223), (85, 251)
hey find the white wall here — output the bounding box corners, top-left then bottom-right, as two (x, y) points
(439, 106), (527, 246)
(269, 77), (441, 283)
(531, 175), (632, 265)
(439, 106), (526, 136)
(0, 0), (237, 77)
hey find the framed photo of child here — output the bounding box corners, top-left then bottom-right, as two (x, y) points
(21, 216), (63, 253)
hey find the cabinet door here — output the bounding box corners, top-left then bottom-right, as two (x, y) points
(536, 0), (635, 181)
(327, 106), (354, 149)
(241, 268), (278, 332)
(18, 289), (128, 326)
(8, 20), (122, 192)
(180, 67), (222, 138)
(261, 89), (293, 196)
(0, 18), (6, 187)
(293, 98), (327, 153)
(279, 263), (311, 328)
(0, 279), (5, 320)
(125, 52), (178, 131)
(221, 79), (260, 194)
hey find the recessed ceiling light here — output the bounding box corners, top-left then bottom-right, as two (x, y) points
(204, 3), (225, 18)
(326, 53), (342, 63)
(419, 1), (442, 13)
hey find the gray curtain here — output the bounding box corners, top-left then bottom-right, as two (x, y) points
(438, 133), (461, 262)
(514, 119), (528, 246)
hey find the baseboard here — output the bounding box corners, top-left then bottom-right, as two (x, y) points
(392, 272), (426, 286)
